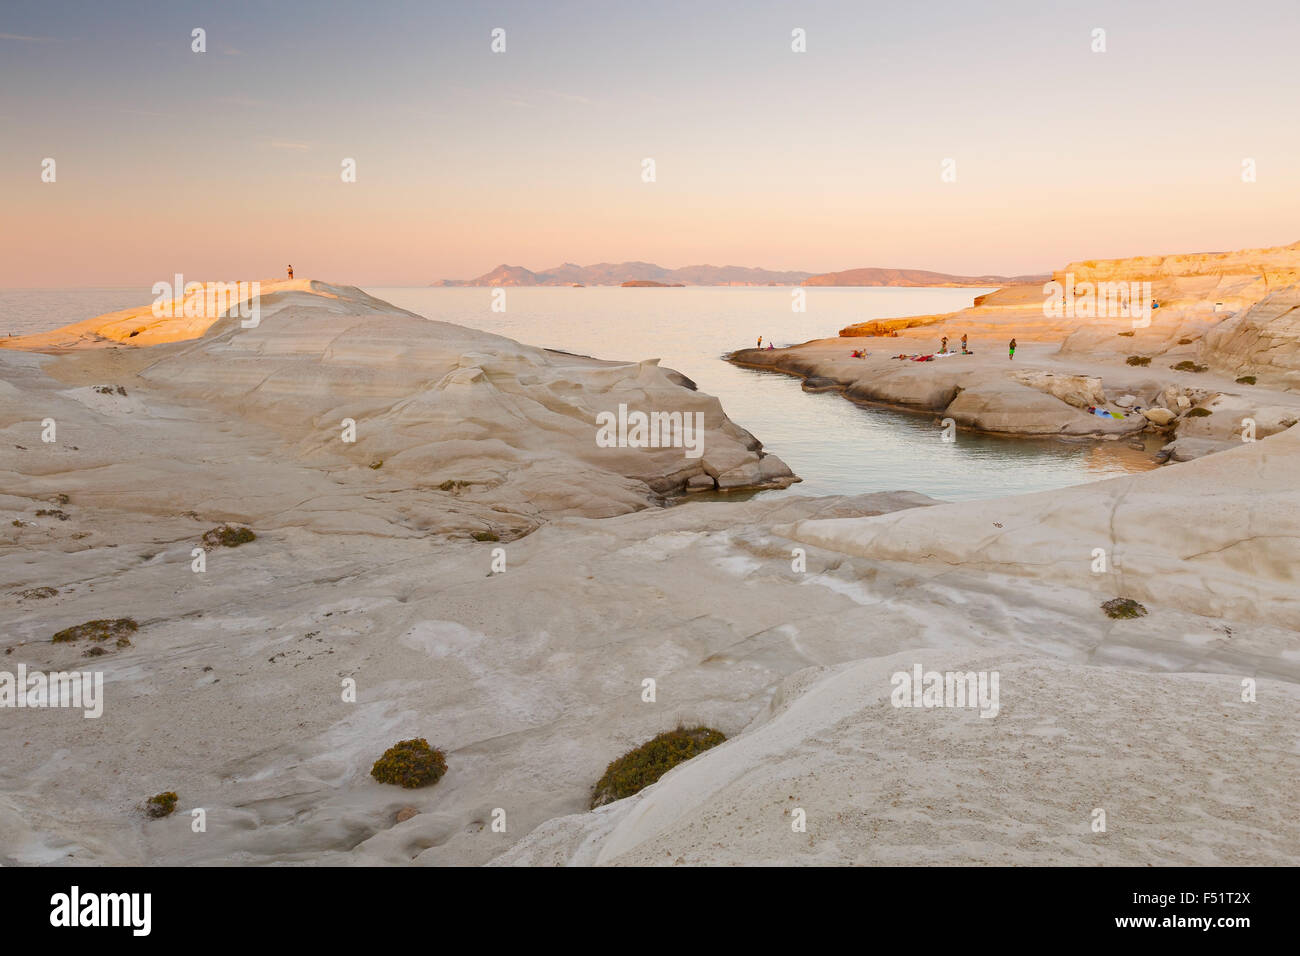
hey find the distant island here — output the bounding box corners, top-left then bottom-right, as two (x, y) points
(802, 267), (1048, 287)
(432, 260), (1046, 287)
(433, 262), (811, 287)
(621, 280), (684, 287)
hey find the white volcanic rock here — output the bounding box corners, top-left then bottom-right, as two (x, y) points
(779, 424), (1300, 628)
(1, 282), (796, 531)
(1059, 241), (1300, 286)
(1011, 371), (1107, 409)
(1161, 436), (1241, 462)
(1172, 393), (1298, 443)
(945, 380), (1143, 437)
(492, 654), (1300, 866)
(1202, 285), (1300, 386)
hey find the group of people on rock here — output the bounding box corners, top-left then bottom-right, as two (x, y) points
(938, 334), (971, 354)
(754, 331), (1019, 361)
(937, 333), (1017, 360)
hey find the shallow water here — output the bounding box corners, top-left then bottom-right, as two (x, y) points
(0, 285), (1157, 501)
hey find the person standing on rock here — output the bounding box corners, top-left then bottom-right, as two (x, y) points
(757, 335), (762, 348)
(1008, 338), (1017, 360)
(961, 333), (968, 352)
(288, 264), (294, 279)
(940, 336), (948, 353)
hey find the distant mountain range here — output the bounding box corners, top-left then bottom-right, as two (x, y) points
(432, 261), (1046, 287)
(432, 262), (811, 287)
(802, 266), (1048, 287)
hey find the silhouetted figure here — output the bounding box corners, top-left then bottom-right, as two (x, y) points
(1008, 338), (1017, 360)
(287, 264), (294, 279)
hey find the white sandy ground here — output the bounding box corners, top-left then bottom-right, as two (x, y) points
(1, 271), (1297, 866)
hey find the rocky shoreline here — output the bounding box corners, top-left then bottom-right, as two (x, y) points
(729, 242), (1300, 462)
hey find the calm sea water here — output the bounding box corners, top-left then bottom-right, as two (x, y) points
(1, 285), (1156, 501)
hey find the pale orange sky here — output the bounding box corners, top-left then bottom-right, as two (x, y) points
(2, 0), (1298, 286)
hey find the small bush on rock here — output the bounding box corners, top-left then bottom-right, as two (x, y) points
(144, 792), (178, 818)
(371, 738), (448, 789)
(202, 525), (255, 549)
(1102, 598), (1147, 620)
(52, 618), (138, 644)
(591, 727), (726, 808)
(1126, 356), (1150, 367)
(1186, 407), (1212, 417)
(1236, 376), (1256, 385)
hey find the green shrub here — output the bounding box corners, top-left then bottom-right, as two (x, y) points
(52, 618), (138, 644)
(202, 524), (255, 549)
(1186, 407), (1212, 417)
(591, 727), (726, 808)
(369, 460), (383, 469)
(1102, 598), (1147, 620)
(20, 586), (57, 599)
(438, 480), (471, 491)
(1125, 356), (1150, 367)
(371, 738), (448, 789)
(1172, 360), (1207, 373)
(144, 791), (178, 818)
(1236, 375), (1256, 385)
(471, 530), (500, 542)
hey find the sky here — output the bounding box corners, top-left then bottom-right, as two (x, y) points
(1, 0), (1298, 287)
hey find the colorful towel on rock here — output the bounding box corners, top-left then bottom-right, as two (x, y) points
(891, 351), (973, 362)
